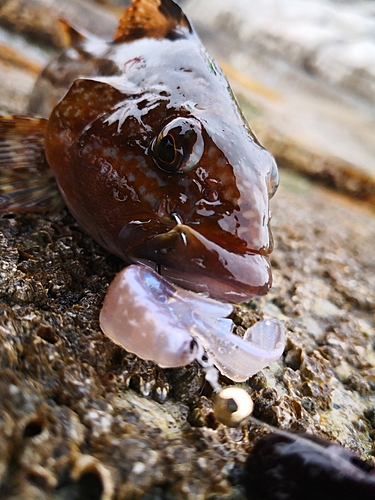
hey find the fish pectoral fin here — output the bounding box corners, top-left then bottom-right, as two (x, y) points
(114, 0), (192, 43)
(0, 116), (64, 215)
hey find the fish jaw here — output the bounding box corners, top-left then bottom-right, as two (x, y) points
(122, 223), (272, 303)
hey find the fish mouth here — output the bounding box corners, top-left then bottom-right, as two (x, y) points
(122, 221), (271, 303)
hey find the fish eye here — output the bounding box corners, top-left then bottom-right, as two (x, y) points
(151, 117), (204, 174)
(267, 157), (279, 199)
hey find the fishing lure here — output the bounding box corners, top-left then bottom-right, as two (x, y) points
(100, 265), (285, 380)
(0, 0), (284, 424)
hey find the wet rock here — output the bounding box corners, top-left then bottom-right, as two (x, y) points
(0, 1), (375, 498)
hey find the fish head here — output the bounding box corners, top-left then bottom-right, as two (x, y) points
(45, 0), (279, 303)
(115, 80), (279, 303)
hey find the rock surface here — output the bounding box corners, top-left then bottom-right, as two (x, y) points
(0, 1), (375, 499)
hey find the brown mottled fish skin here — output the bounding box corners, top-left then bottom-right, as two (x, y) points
(2, 0), (279, 303)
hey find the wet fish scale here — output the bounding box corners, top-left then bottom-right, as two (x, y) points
(0, 0), (279, 303)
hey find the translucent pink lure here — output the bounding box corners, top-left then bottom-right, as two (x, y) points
(100, 265), (285, 382)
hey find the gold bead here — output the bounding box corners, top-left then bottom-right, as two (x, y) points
(213, 386), (254, 427)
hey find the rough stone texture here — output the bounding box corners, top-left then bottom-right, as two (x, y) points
(0, 1), (375, 499)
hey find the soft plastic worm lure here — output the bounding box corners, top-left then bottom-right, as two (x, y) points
(100, 265), (285, 425)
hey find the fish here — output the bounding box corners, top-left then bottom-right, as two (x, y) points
(0, 0), (279, 304)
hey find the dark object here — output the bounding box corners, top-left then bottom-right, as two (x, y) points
(243, 431), (375, 500)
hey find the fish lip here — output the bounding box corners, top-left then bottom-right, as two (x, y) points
(126, 223), (272, 303)
(158, 261), (271, 303)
